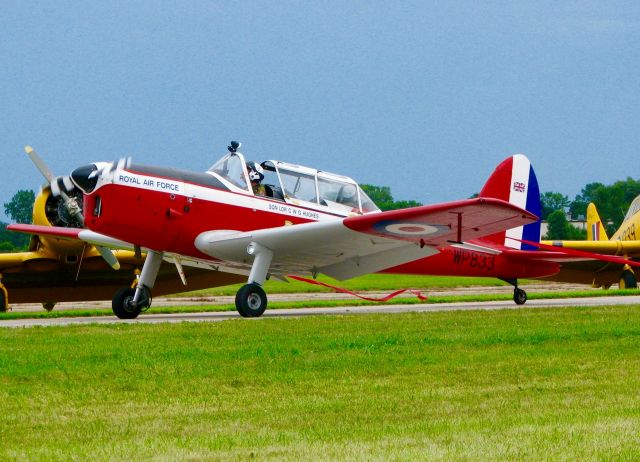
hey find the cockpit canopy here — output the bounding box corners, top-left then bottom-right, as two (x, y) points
(624, 194), (640, 222)
(207, 152), (379, 215)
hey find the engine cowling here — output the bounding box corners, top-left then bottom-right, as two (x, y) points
(31, 186), (87, 257)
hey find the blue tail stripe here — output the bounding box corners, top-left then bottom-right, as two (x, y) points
(521, 165), (541, 250)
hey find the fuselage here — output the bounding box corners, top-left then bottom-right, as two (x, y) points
(83, 163), (341, 260)
(611, 216), (638, 242)
(74, 157), (560, 282)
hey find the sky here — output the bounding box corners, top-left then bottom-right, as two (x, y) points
(1, 1), (639, 222)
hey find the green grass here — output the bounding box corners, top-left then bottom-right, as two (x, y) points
(1, 306), (640, 460)
(177, 274), (514, 297)
(2, 287), (639, 321)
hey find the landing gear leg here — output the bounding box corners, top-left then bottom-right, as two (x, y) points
(236, 242), (272, 317)
(501, 278), (527, 305)
(112, 250), (163, 319)
(0, 274), (8, 312)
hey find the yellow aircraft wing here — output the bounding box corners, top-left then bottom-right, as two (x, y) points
(540, 239), (640, 258)
(0, 251), (43, 270)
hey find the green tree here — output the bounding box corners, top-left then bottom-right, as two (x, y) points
(540, 192), (570, 220)
(569, 182), (604, 219)
(360, 184), (421, 211)
(4, 189), (35, 224)
(0, 240), (13, 252)
(0, 221), (30, 252)
(569, 178), (640, 232)
(544, 210), (587, 240)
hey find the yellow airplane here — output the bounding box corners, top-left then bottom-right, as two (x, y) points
(0, 147), (244, 312)
(541, 196), (640, 289)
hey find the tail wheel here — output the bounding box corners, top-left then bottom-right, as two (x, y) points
(112, 287), (149, 319)
(235, 283), (267, 318)
(42, 302), (56, 312)
(514, 288), (527, 305)
(619, 270), (637, 289)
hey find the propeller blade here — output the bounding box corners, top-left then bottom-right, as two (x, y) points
(96, 246), (120, 270)
(24, 146), (56, 184)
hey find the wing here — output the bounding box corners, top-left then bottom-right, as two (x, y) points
(0, 251), (44, 271)
(501, 239), (640, 287)
(540, 239), (640, 258)
(516, 239), (640, 266)
(7, 224), (135, 250)
(195, 198), (537, 280)
(2, 226), (247, 304)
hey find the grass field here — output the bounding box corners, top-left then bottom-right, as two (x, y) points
(177, 274), (514, 297)
(1, 305), (639, 460)
(3, 287), (640, 321)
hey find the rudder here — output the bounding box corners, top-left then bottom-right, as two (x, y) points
(478, 154), (541, 250)
(586, 203), (608, 241)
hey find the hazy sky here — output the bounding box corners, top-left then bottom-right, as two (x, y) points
(1, 1), (639, 221)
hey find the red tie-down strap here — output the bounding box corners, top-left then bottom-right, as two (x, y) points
(287, 275), (428, 302)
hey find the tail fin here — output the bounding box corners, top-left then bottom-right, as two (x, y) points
(478, 154), (541, 250)
(587, 203), (608, 241)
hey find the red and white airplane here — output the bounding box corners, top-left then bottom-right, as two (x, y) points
(10, 142), (541, 318)
(12, 143), (636, 319)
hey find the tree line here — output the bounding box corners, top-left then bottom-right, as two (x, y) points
(541, 178), (640, 239)
(1, 178), (639, 251)
(0, 190), (35, 251)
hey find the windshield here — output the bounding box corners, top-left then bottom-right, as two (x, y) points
(208, 153), (249, 190)
(358, 187), (379, 213)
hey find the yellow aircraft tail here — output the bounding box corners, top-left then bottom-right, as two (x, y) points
(586, 202), (608, 241)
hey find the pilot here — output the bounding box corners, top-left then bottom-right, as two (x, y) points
(339, 185), (359, 210)
(247, 161), (267, 196)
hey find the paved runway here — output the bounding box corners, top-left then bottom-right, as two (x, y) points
(2, 294), (639, 328)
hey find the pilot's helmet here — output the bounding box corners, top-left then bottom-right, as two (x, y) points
(247, 161), (264, 182)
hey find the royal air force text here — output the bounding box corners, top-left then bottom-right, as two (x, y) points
(119, 175), (180, 192)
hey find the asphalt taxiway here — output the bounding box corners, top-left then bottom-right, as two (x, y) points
(2, 293), (639, 328)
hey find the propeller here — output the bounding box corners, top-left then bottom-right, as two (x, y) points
(24, 146), (120, 270)
(25, 146), (84, 227)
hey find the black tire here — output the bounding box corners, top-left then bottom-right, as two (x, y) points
(619, 270), (637, 289)
(235, 283), (267, 318)
(0, 291), (7, 312)
(514, 288), (527, 305)
(42, 302), (56, 312)
(112, 287), (144, 319)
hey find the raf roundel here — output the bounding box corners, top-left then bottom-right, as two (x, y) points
(374, 220), (450, 238)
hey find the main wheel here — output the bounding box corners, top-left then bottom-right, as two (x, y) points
(235, 283), (267, 318)
(0, 291), (7, 312)
(42, 302), (56, 312)
(619, 270), (637, 289)
(112, 287), (148, 319)
(514, 288), (527, 305)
